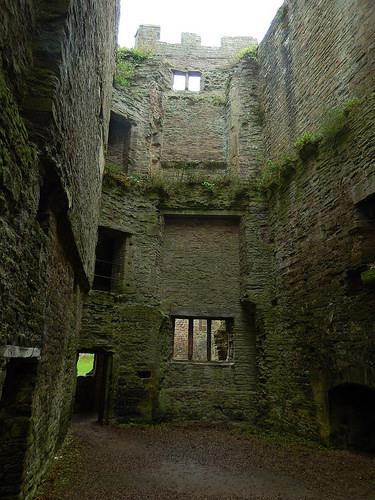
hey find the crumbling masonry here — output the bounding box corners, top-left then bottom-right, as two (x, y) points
(1, 0), (375, 497)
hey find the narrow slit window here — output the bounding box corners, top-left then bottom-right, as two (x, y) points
(173, 317), (232, 362)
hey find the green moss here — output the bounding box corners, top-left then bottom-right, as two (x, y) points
(361, 268), (375, 287)
(257, 96), (366, 195)
(0, 71), (37, 210)
(114, 47), (153, 90)
(276, 5), (288, 23)
(103, 166), (254, 209)
(210, 95), (226, 107)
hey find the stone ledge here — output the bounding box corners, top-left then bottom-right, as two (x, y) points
(0, 345), (41, 359)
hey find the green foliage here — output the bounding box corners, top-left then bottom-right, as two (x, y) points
(210, 95), (227, 107)
(201, 180), (215, 192)
(318, 98), (361, 146)
(103, 165), (254, 206)
(256, 156), (297, 194)
(234, 43), (258, 62)
(114, 47), (153, 89)
(257, 96), (365, 195)
(276, 5), (288, 23)
(293, 131), (320, 152)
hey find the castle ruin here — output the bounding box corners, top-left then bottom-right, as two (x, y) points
(0, 0), (374, 497)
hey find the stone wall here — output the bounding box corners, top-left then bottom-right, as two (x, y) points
(259, 93), (375, 442)
(115, 27), (261, 177)
(0, 0), (118, 497)
(81, 173), (261, 423)
(256, 0), (375, 442)
(80, 0), (375, 447)
(258, 0), (375, 158)
(159, 215), (256, 421)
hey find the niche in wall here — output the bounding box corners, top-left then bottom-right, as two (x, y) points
(106, 112), (132, 172)
(329, 383), (375, 451)
(0, 358), (38, 497)
(93, 227), (127, 292)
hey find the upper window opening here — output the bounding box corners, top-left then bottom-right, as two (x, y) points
(106, 113), (132, 173)
(172, 72), (186, 91)
(172, 71), (201, 92)
(188, 73), (201, 91)
(173, 317), (232, 362)
(93, 227), (127, 292)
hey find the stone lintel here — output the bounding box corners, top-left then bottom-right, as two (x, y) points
(1, 345), (41, 359)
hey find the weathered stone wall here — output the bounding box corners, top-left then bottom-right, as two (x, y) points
(258, 0), (375, 158)
(0, 0), (118, 497)
(255, 0), (375, 442)
(161, 93), (227, 167)
(118, 27), (261, 177)
(81, 173), (261, 423)
(159, 216), (256, 421)
(259, 93), (375, 441)
(226, 57), (263, 177)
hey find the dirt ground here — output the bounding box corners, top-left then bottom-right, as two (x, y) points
(36, 417), (375, 500)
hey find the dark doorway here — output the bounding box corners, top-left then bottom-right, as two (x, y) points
(329, 383), (375, 451)
(0, 358), (38, 497)
(75, 351), (112, 424)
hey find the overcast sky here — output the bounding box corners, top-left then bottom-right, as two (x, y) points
(118, 0), (284, 48)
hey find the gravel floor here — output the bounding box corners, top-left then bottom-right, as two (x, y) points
(36, 417), (375, 500)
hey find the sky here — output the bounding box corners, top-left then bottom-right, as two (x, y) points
(118, 0), (285, 48)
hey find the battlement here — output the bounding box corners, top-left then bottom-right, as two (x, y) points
(134, 24), (256, 55)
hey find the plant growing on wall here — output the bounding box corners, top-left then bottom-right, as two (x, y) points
(114, 47), (153, 89)
(234, 43), (258, 62)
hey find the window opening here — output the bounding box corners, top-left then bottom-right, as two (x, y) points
(188, 73), (201, 91)
(93, 227), (127, 292)
(173, 317), (231, 362)
(172, 72), (186, 91)
(107, 113), (132, 173)
(172, 71), (201, 92)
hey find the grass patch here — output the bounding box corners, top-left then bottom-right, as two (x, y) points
(77, 353), (94, 376)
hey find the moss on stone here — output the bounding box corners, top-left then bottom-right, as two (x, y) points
(257, 95), (367, 195)
(0, 71), (37, 211)
(114, 47), (154, 89)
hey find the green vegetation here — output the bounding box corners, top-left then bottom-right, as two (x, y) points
(103, 164), (253, 206)
(210, 94), (227, 107)
(114, 47), (153, 89)
(257, 96), (364, 195)
(77, 353), (95, 376)
(361, 268), (375, 287)
(276, 5), (288, 23)
(234, 43), (258, 62)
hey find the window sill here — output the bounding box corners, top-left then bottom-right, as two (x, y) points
(170, 360), (234, 367)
